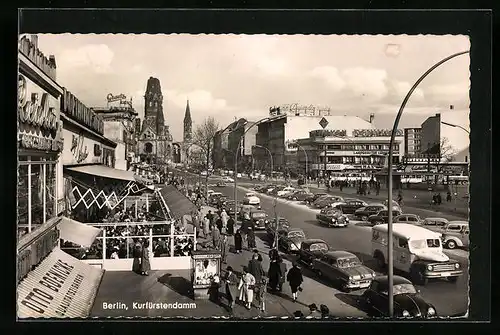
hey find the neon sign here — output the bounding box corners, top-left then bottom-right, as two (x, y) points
(18, 75), (58, 131)
(106, 93), (127, 102)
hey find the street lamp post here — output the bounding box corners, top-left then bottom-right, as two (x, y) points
(441, 121), (470, 134)
(234, 117), (271, 225)
(291, 142), (309, 186)
(386, 50), (469, 317)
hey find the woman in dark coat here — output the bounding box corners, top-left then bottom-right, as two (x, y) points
(132, 238), (142, 274)
(287, 262), (303, 302)
(267, 258), (282, 292)
(140, 240), (151, 276)
(226, 217), (235, 235)
(234, 229), (243, 253)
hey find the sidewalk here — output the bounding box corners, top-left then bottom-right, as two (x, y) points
(189, 206), (366, 318)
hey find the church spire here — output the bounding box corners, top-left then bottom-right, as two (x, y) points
(183, 99), (192, 142)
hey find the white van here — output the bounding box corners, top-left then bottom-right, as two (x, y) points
(371, 224), (463, 285)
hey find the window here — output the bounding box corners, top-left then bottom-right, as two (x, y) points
(407, 216), (418, 222)
(447, 224), (462, 231)
(398, 216), (407, 222)
(398, 238), (408, 249)
(17, 157), (58, 241)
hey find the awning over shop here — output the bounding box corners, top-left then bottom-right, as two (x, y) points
(158, 185), (197, 220)
(66, 164), (135, 182)
(17, 248), (104, 318)
(58, 217), (102, 247)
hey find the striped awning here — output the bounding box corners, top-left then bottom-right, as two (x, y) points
(58, 217), (102, 247)
(17, 248), (104, 318)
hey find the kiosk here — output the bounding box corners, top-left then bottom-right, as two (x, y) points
(191, 250), (222, 299)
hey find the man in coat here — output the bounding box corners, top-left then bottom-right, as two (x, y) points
(287, 262), (303, 302)
(247, 253), (265, 284)
(222, 266), (238, 310)
(220, 234), (229, 263)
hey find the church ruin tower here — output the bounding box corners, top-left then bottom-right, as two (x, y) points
(144, 77), (164, 134)
(183, 99), (193, 143)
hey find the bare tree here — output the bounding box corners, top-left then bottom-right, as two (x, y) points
(192, 116), (220, 196)
(436, 137), (457, 172)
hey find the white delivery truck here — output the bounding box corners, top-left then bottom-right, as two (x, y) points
(371, 223), (463, 285)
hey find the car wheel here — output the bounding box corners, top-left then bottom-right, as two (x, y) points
(361, 216), (368, 221)
(445, 240), (457, 249)
(341, 282), (351, 293)
(448, 276), (458, 283)
(293, 197), (297, 201)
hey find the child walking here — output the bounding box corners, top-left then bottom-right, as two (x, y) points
(258, 278), (268, 313)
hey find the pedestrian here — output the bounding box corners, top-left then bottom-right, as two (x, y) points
(437, 193), (442, 205)
(278, 256), (287, 292)
(226, 216), (235, 236)
(140, 240), (151, 276)
(446, 190), (452, 202)
(208, 273), (221, 304)
(206, 210), (214, 228)
(267, 256), (282, 292)
(248, 252), (265, 284)
(132, 238), (142, 274)
(222, 266), (238, 311)
(269, 248), (279, 262)
(238, 267), (256, 310)
(320, 304), (330, 318)
(212, 225), (221, 250)
(234, 229), (243, 253)
(216, 217), (223, 233)
(203, 215), (210, 238)
(306, 303), (322, 319)
(287, 262), (303, 302)
(220, 234), (229, 263)
(257, 278), (268, 313)
(192, 210), (201, 238)
(247, 226), (256, 249)
(221, 209), (229, 229)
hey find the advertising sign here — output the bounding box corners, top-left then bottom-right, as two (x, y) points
(62, 88), (104, 135)
(17, 248), (104, 318)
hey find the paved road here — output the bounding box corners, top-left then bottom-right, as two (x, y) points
(174, 170), (469, 317)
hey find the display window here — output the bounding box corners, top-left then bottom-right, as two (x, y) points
(17, 155), (58, 241)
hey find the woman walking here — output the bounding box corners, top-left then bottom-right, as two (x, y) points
(238, 267), (256, 310)
(140, 240), (151, 276)
(203, 215), (210, 238)
(287, 262), (303, 302)
(267, 257), (282, 292)
(234, 229), (243, 253)
(132, 238), (142, 274)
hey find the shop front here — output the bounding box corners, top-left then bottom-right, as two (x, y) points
(18, 38), (64, 239)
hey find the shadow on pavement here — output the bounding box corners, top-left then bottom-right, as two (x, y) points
(335, 293), (376, 317)
(157, 273), (194, 300)
(270, 290), (310, 308)
(354, 221), (374, 227)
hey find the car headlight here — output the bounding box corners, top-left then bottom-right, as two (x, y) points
(427, 265), (433, 271)
(455, 263), (460, 269)
(427, 307), (436, 316)
(402, 310), (410, 317)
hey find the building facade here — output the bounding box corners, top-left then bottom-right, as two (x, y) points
(135, 77), (173, 164)
(404, 127), (421, 157)
(93, 93), (139, 170)
(254, 108), (379, 175)
(294, 128), (405, 178)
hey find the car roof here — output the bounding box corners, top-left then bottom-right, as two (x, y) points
(288, 228), (305, 233)
(302, 238), (328, 245)
(424, 217), (448, 221)
(374, 275), (412, 287)
(373, 223), (442, 239)
(367, 203), (385, 207)
(323, 250), (356, 259)
(447, 221), (469, 225)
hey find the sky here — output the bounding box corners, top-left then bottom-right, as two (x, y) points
(35, 34), (470, 151)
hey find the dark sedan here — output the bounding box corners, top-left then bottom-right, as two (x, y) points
(278, 228), (306, 253)
(368, 209), (403, 226)
(354, 204), (386, 221)
(305, 192), (328, 205)
(313, 195), (344, 209)
(287, 190), (313, 201)
(316, 208), (349, 228)
(313, 251), (376, 292)
(249, 210), (269, 230)
(362, 276), (437, 318)
(336, 199), (368, 214)
(297, 239), (329, 267)
(223, 200), (241, 216)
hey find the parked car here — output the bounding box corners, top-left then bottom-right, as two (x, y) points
(361, 276), (437, 318)
(313, 251), (376, 292)
(354, 204), (387, 221)
(440, 221), (469, 249)
(249, 209), (269, 230)
(278, 228), (307, 253)
(419, 217), (449, 230)
(383, 199), (402, 211)
(287, 190), (313, 201)
(394, 214), (422, 224)
(208, 192), (224, 205)
(316, 208), (349, 227)
(244, 192), (260, 206)
(277, 187), (296, 197)
(224, 200), (241, 216)
(222, 176), (234, 183)
(215, 180), (226, 187)
(313, 195), (345, 209)
(298, 239), (329, 267)
(336, 199), (368, 214)
(269, 185), (287, 196)
(305, 192), (328, 205)
(368, 209), (403, 226)
(262, 184), (278, 194)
